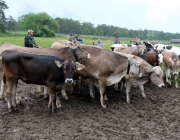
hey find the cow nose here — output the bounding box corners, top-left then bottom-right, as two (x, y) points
(144, 48), (147, 52)
(158, 84), (165, 88)
(173, 73), (178, 76)
(65, 79), (74, 83)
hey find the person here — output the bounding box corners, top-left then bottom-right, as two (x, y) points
(76, 35), (83, 44)
(113, 36), (120, 44)
(68, 33), (75, 43)
(94, 38), (102, 47)
(24, 30), (40, 48)
(134, 38), (141, 46)
(152, 41), (156, 46)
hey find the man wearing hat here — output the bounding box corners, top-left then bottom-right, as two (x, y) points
(68, 33), (75, 43)
(113, 36), (120, 44)
(24, 30), (40, 48)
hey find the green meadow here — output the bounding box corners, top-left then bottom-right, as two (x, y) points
(0, 35), (132, 50)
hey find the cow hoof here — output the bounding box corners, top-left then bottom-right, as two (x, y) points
(102, 105), (106, 108)
(57, 107), (63, 111)
(52, 113), (58, 117)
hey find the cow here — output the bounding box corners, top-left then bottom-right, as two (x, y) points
(1, 50), (85, 115)
(143, 42), (155, 51)
(72, 46), (157, 108)
(162, 50), (180, 88)
(0, 43), (91, 101)
(113, 45), (146, 57)
(110, 44), (137, 51)
(155, 44), (180, 58)
(113, 52), (165, 103)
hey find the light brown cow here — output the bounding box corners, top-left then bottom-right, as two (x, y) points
(72, 46), (150, 108)
(0, 43), (90, 102)
(162, 50), (180, 88)
(113, 45), (146, 57)
(114, 52), (165, 103)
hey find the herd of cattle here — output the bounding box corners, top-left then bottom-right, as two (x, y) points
(0, 41), (179, 116)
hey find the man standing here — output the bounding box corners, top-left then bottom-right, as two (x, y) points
(134, 38), (142, 46)
(94, 38), (102, 47)
(68, 33), (75, 43)
(24, 30), (40, 48)
(76, 35), (83, 44)
(113, 36), (120, 44)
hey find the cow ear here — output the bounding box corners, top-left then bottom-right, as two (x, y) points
(76, 62), (85, 70)
(55, 60), (63, 68)
(69, 42), (77, 49)
(135, 59), (142, 66)
(146, 67), (154, 73)
(158, 49), (164, 54)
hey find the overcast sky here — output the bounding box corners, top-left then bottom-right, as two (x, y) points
(4, 0), (180, 33)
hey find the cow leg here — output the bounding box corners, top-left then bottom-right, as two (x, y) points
(6, 80), (14, 113)
(99, 79), (107, 108)
(43, 86), (48, 98)
(56, 92), (62, 110)
(174, 74), (179, 88)
(165, 68), (171, 85)
(37, 85), (42, 93)
(0, 79), (5, 99)
(114, 83), (119, 90)
(11, 82), (18, 112)
(89, 78), (95, 99)
(78, 76), (84, 93)
(48, 88), (57, 115)
(125, 81), (132, 103)
(120, 82), (124, 91)
(61, 89), (68, 101)
(139, 84), (146, 98)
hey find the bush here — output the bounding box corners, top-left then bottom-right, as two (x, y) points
(33, 25), (55, 37)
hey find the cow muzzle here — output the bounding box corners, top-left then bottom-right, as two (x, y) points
(158, 84), (165, 88)
(173, 72), (178, 76)
(65, 78), (74, 83)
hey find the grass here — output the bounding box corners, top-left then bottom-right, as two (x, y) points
(0, 36), (129, 50)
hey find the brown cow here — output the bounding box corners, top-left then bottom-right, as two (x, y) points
(1, 50), (85, 115)
(0, 43), (90, 101)
(162, 50), (180, 88)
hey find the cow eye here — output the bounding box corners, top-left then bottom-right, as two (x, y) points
(156, 74), (159, 77)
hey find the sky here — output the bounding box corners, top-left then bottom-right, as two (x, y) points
(4, 0), (180, 33)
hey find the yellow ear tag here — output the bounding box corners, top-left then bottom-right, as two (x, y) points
(125, 75), (129, 80)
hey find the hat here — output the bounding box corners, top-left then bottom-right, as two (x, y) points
(115, 36), (119, 38)
(70, 33), (74, 36)
(28, 30), (34, 33)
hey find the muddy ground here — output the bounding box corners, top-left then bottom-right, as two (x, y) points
(0, 77), (179, 140)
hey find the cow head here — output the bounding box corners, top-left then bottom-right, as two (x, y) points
(143, 42), (154, 52)
(55, 59), (85, 83)
(68, 43), (91, 61)
(169, 58), (180, 76)
(158, 54), (164, 66)
(137, 45), (146, 55)
(146, 66), (165, 87)
(129, 57), (143, 77)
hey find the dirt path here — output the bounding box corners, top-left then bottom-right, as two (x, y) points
(0, 78), (179, 140)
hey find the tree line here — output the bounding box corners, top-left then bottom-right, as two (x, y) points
(1, 0), (180, 40)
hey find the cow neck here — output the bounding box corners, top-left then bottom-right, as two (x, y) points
(70, 48), (78, 62)
(127, 58), (131, 75)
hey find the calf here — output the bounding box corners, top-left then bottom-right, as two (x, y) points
(162, 50), (180, 88)
(2, 50), (85, 115)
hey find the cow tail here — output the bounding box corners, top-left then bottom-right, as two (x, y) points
(3, 74), (6, 84)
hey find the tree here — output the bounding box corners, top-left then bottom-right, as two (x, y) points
(6, 15), (16, 31)
(114, 28), (120, 37)
(18, 12), (59, 32)
(95, 25), (103, 36)
(147, 32), (154, 41)
(33, 25), (55, 37)
(82, 27), (90, 35)
(0, 0), (8, 33)
(140, 35), (143, 40)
